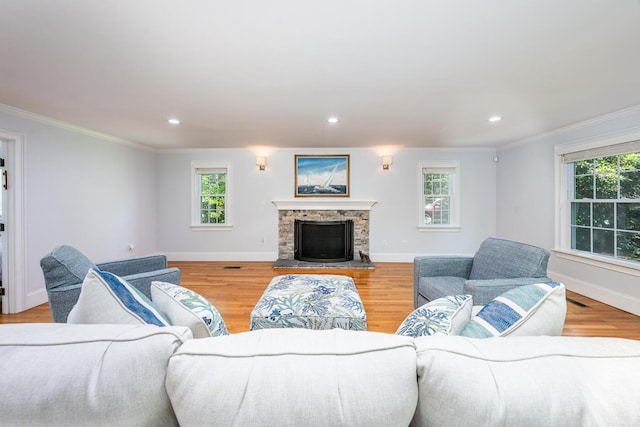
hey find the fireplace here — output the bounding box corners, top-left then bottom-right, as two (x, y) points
(294, 220), (354, 262)
(273, 200), (376, 262)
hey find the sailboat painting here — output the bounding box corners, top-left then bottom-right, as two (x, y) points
(294, 155), (350, 197)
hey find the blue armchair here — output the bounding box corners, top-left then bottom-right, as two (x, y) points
(40, 245), (181, 322)
(414, 238), (551, 308)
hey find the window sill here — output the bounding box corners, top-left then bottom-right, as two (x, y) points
(190, 224), (233, 231)
(417, 225), (461, 232)
(553, 249), (640, 277)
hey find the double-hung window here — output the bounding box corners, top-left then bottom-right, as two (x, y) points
(191, 162), (233, 229)
(559, 140), (640, 265)
(419, 161), (460, 230)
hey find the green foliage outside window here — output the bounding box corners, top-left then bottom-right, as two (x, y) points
(571, 152), (640, 262)
(200, 173), (226, 224)
(423, 173), (451, 225)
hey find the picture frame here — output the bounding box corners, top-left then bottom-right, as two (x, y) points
(294, 154), (350, 197)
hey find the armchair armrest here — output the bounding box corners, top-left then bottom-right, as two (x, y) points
(124, 268), (181, 299)
(463, 276), (552, 306)
(97, 254), (169, 277)
(414, 256), (473, 308)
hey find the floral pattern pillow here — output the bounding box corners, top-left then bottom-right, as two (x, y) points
(396, 294), (473, 337)
(151, 281), (228, 338)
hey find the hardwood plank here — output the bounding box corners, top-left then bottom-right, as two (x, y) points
(2, 262), (640, 340)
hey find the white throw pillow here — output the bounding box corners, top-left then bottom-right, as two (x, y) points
(151, 281), (228, 338)
(67, 269), (170, 326)
(396, 294), (473, 337)
(460, 282), (566, 338)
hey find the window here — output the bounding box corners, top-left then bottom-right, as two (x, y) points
(191, 162), (232, 229)
(560, 140), (640, 264)
(419, 162), (460, 230)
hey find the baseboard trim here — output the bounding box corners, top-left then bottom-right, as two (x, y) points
(166, 252), (278, 262)
(165, 252), (470, 263)
(549, 269), (640, 316)
(25, 289), (48, 312)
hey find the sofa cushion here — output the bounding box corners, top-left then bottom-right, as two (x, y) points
(396, 294), (472, 337)
(469, 238), (549, 280)
(460, 282), (566, 338)
(166, 328), (418, 427)
(151, 281), (228, 338)
(412, 335), (640, 426)
(0, 323), (192, 426)
(67, 269), (170, 326)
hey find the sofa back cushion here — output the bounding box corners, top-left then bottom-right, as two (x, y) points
(0, 323), (191, 426)
(166, 328), (418, 427)
(40, 245), (97, 290)
(469, 238), (549, 280)
(412, 335), (640, 426)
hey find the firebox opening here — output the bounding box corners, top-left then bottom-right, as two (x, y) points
(294, 220), (354, 263)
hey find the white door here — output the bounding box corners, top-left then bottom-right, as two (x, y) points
(0, 142), (5, 312)
(0, 131), (26, 314)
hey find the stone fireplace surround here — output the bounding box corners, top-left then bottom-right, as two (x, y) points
(273, 200), (376, 261)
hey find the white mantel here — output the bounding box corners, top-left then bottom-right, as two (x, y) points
(272, 200), (377, 211)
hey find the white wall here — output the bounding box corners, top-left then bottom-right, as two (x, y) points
(497, 105), (640, 315)
(6, 100), (640, 316)
(157, 147), (497, 262)
(0, 108), (159, 311)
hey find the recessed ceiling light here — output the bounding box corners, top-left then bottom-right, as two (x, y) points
(167, 118), (181, 125)
(488, 116), (502, 123)
(327, 117), (340, 124)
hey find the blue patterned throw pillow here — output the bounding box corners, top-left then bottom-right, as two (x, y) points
(151, 281), (228, 338)
(396, 294), (473, 337)
(67, 269), (170, 326)
(460, 282), (566, 338)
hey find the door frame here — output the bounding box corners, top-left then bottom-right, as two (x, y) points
(0, 129), (27, 314)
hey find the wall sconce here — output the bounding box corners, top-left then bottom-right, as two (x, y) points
(256, 156), (267, 171)
(381, 155), (393, 170)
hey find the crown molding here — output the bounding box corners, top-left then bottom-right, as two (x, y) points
(0, 103), (155, 152)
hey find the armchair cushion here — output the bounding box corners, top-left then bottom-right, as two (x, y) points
(469, 238), (550, 280)
(417, 276), (466, 307)
(67, 269), (170, 327)
(460, 282), (566, 338)
(40, 245), (97, 291)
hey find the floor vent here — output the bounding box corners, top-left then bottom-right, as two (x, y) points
(566, 297), (589, 308)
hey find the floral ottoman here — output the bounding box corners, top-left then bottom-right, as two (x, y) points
(250, 274), (367, 331)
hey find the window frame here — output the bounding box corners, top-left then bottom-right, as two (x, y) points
(190, 161), (233, 230)
(417, 161), (461, 231)
(555, 135), (640, 276)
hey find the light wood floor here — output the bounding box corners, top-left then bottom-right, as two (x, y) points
(2, 262), (640, 340)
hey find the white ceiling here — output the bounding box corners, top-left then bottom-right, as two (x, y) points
(1, 0), (640, 150)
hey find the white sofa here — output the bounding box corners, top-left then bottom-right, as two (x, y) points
(2, 323), (640, 426)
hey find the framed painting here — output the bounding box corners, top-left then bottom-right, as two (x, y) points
(294, 154), (350, 197)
